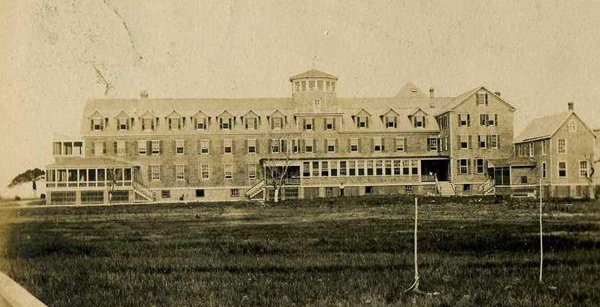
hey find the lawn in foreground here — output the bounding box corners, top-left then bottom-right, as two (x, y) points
(0, 196), (598, 306)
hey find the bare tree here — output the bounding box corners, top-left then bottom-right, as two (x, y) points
(261, 136), (293, 203)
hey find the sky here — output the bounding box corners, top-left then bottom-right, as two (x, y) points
(1, 0), (600, 198)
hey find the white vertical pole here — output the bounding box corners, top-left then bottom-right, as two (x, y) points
(414, 197), (419, 290)
(539, 176), (543, 283)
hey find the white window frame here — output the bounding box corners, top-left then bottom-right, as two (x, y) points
(175, 165), (185, 181)
(151, 140), (161, 155)
(427, 137), (438, 151)
(476, 158), (485, 174)
(478, 135), (487, 149)
(138, 140), (147, 155)
(94, 141), (105, 156)
(529, 142), (534, 157)
(200, 139), (210, 154)
(541, 140), (547, 156)
(195, 117), (207, 130)
(248, 163), (257, 179)
(490, 135), (499, 149)
(396, 137), (406, 152)
(200, 164), (210, 180)
(459, 135), (470, 149)
(558, 161), (567, 178)
(224, 163), (233, 180)
(117, 117), (129, 131)
(458, 113), (470, 127)
(459, 159), (469, 174)
(568, 120), (576, 132)
(327, 138), (336, 153)
(247, 139), (257, 154)
(350, 138), (359, 153)
(357, 116), (368, 129)
(175, 139), (185, 155)
(142, 117), (154, 131)
(385, 115), (397, 128)
(150, 165), (160, 181)
(224, 139), (233, 154)
(92, 118), (104, 131)
(373, 137), (383, 152)
(476, 92), (488, 106)
(558, 139), (566, 154)
(579, 160), (589, 177)
(325, 117), (335, 130)
(414, 116), (424, 128)
(116, 140), (126, 156)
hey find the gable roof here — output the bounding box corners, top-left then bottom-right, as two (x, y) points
(289, 69), (338, 81)
(515, 111), (597, 143)
(395, 82), (427, 98)
(437, 86), (516, 115)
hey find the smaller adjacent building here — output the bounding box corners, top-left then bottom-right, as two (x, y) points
(494, 103), (596, 199)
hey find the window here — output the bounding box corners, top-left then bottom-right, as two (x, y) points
(479, 114), (498, 126)
(458, 159), (469, 174)
(115, 140), (126, 156)
(309, 80), (315, 91)
(375, 160), (383, 176)
(321, 161), (329, 177)
(396, 137), (406, 152)
(195, 117), (207, 130)
(150, 165), (160, 181)
(219, 117), (233, 130)
(460, 135), (470, 149)
(365, 186), (373, 195)
(413, 116), (425, 128)
(248, 163), (257, 179)
(295, 81), (300, 92)
(490, 135), (499, 149)
(224, 163), (233, 179)
(459, 114), (470, 127)
(200, 139), (210, 154)
(325, 118), (335, 130)
(330, 161), (338, 176)
(230, 189), (240, 197)
(393, 160), (401, 175)
(245, 116), (258, 129)
(478, 135), (487, 149)
(327, 139), (336, 153)
(168, 117), (182, 130)
(402, 160), (410, 175)
(304, 139), (314, 153)
(349, 160), (357, 176)
(224, 139), (233, 154)
(580, 161), (589, 177)
(357, 160), (365, 176)
(117, 118), (130, 131)
(53, 142), (62, 155)
(427, 137), (438, 151)
(175, 139), (185, 155)
(558, 161), (567, 178)
(303, 118), (314, 131)
(541, 140), (547, 156)
(137, 140), (147, 155)
(357, 116), (368, 128)
(529, 143), (534, 157)
(542, 162), (547, 178)
(91, 118), (104, 131)
(301, 81), (306, 91)
(405, 185), (413, 193)
(312, 161), (320, 177)
(439, 115), (449, 129)
(271, 116), (283, 129)
(463, 184), (471, 191)
(373, 137), (383, 152)
(385, 115), (397, 128)
(340, 161), (347, 176)
(303, 162), (311, 177)
(142, 117), (155, 131)
(476, 158), (485, 174)
(94, 141), (105, 156)
(175, 165), (185, 181)
(151, 140), (161, 155)
(367, 160), (374, 176)
(568, 120), (576, 132)
(317, 80), (323, 90)
(161, 190), (171, 198)
(195, 189), (205, 197)
(476, 92), (489, 105)
(326, 81), (331, 91)
(385, 160), (392, 176)
(270, 139), (280, 153)
(411, 160), (419, 175)
(248, 139), (257, 154)
(200, 164), (209, 180)
(558, 139), (566, 154)
(313, 98), (322, 109)
(350, 138), (359, 153)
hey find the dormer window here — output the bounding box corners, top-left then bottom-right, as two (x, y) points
(356, 116), (368, 129)
(245, 116), (259, 130)
(476, 91), (489, 106)
(219, 117), (233, 130)
(141, 117), (156, 131)
(117, 117), (131, 131)
(303, 118), (314, 131)
(91, 118), (104, 131)
(385, 115), (397, 128)
(168, 116), (182, 130)
(194, 117), (207, 130)
(271, 116), (283, 129)
(414, 116), (425, 128)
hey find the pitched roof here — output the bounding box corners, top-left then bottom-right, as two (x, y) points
(435, 86), (516, 115)
(515, 112), (572, 143)
(395, 82), (427, 98)
(289, 69), (338, 81)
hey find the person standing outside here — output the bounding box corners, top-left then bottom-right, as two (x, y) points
(339, 182), (345, 197)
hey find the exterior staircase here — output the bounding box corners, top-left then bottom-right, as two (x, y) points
(482, 178), (496, 196)
(133, 181), (156, 202)
(438, 181), (456, 196)
(245, 179), (265, 200)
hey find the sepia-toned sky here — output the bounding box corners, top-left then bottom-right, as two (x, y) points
(1, 0), (600, 197)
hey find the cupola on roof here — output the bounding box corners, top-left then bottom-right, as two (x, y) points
(289, 69), (338, 82)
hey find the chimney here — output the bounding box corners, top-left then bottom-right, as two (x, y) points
(429, 87), (435, 108)
(429, 87), (434, 98)
(140, 90), (148, 99)
(568, 102), (574, 112)
(494, 91), (501, 97)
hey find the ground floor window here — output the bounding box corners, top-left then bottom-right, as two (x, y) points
(325, 187), (334, 197)
(196, 189), (205, 198)
(230, 189), (239, 197)
(110, 191), (129, 203)
(580, 161), (589, 177)
(81, 191), (103, 204)
(405, 185), (413, 193)
(476, 158), (485, 174)
(162, 190), (171, 198)
(458, 159), (469, 174)
(558, 161), (567, 178)
(50, 192), (76, 204)
(365, 186), (373, 195)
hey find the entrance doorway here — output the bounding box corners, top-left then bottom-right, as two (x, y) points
(421, 159), (449, 181)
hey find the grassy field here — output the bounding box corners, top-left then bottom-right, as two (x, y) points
(0, 196), (599, 306)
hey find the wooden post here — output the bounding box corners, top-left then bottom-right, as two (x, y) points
(413, 197), (419, 291)
(539, 177), (543, 283)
